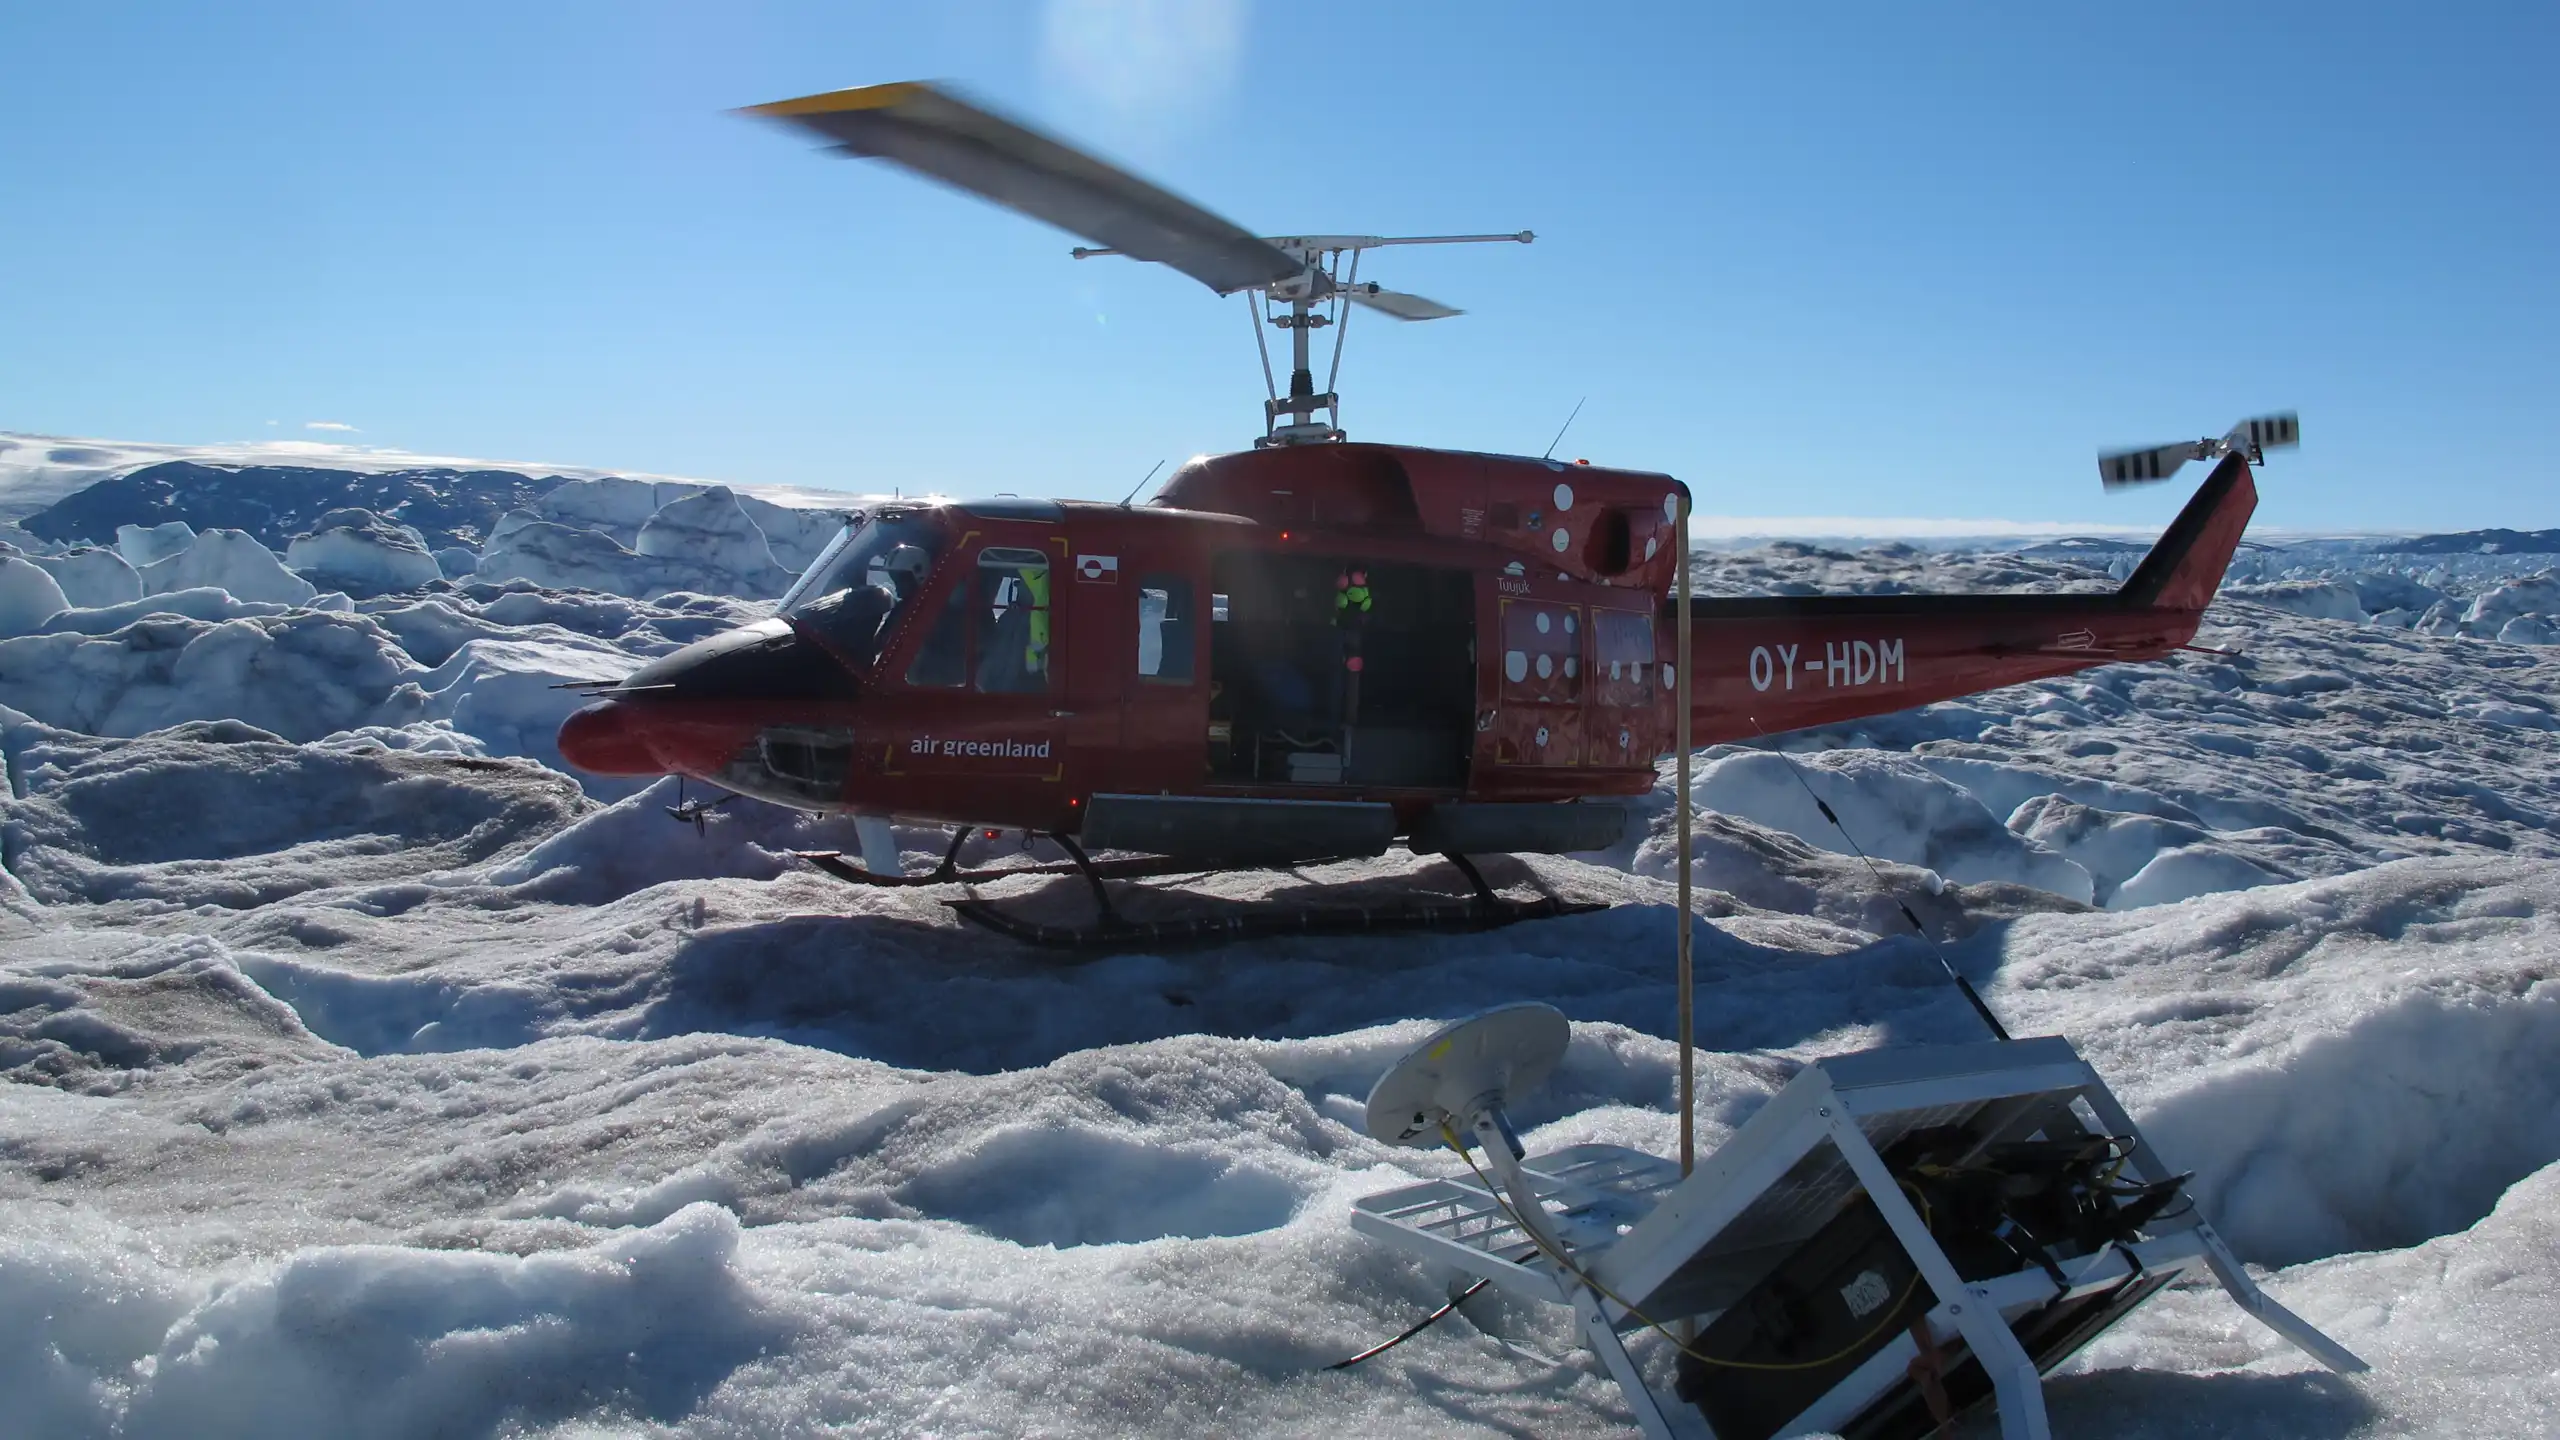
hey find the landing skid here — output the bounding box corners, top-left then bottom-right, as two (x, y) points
(794, 827), (1200, 890)
(795, 831), (1602, 951)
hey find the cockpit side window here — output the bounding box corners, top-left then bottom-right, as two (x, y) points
(904, 575), (969, 687)
(780, 511), (946, 672)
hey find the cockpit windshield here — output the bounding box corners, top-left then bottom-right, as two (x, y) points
(778, 509), (946, 670)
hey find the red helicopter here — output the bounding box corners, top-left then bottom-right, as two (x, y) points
(557, 81), (2293, 946)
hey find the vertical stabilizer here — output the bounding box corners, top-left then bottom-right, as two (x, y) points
(2116, 453), (2258, 612)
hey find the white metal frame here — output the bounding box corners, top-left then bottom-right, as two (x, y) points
(1350, 1038), (2366, 1440)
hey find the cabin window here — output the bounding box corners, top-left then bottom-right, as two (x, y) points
(1137, 575), (1196, 682)
(1593, 610), (1655, 705)
(974, 547), (1052, 695)
(1587, 508), (1634, 576)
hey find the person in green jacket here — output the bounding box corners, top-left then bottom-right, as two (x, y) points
(1334, 564), (1371, 723)
(1023, 563), (1051, 675)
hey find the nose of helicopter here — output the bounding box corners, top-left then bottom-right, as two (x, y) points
(557, 698), (660, 775)
(552, 616), (861, 788)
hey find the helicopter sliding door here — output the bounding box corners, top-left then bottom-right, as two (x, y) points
(1207, 550), (1473, 790)
(877, 536), (1071, 811)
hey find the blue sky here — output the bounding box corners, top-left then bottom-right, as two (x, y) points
(2, 2), (2551, 531)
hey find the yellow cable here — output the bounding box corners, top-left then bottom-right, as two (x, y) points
(1447, 1134), (1936, 1374)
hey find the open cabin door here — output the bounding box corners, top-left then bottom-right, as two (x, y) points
(1207, 550), (1474, 791)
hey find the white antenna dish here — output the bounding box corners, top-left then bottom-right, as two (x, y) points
(1365, 1003), (1574, 1256)
(747, 82), (1532, 449)
(1365, 1002), (1571, 1149)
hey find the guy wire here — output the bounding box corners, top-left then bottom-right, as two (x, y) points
(1744, 719), (2011, 1042)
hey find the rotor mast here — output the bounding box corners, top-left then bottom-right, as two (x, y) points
(1077, 232), (1534, 445)
(1196, 232), (1534, 447)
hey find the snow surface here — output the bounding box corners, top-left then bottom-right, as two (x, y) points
(0, 478), (2556, 1435)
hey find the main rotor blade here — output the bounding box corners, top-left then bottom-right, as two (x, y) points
(1346, 285), (1462, 321)
(745, 81), (1301, 296)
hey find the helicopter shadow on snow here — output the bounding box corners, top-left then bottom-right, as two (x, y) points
(639, 855), (2016, 1076)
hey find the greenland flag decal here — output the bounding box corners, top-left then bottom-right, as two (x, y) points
(1075, 554), (1119, 583)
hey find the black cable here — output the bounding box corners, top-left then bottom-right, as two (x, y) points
(1325, 1278), (1492, 1371)
(1744, 721), (2012, 1042)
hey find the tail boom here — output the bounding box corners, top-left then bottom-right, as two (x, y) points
(1680, 453), (2256, 745)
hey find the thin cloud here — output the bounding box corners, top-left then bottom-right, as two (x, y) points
(304, 421), (359, 432)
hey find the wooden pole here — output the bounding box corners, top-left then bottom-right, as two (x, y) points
(1675, 490), (1696, 1178)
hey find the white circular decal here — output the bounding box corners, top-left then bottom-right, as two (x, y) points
(1535, 726), (1550, 748)
(1552, 527), (1572, 553)
(1563, 656), (1579, 679)
(1505, 650), (1528, 683)
(1609, 660), (1623, 680)
(1535, 653), (1554, 679)
(1535, 611), (1551, 634)
(1619, 729), (1631, 749)
(1553, 483), (1575, 512)
(1662, 663), (1676, 687)
(1645, 536), (1660, 560)
(1563, 612), (1577, 634)
(1662, 491), (1680, 522)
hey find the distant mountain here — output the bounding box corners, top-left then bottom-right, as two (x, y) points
(20, 461), (559, 551)
(2378, 528), (2560, 556)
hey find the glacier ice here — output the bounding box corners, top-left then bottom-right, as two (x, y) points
(138, 528), (318, 606)
(283, 508), (444, 596)
(115, 519), (196, 567)
(0, 555), (70, 636)
(27, 546), (142, 608)
(632, 486), (793, 597)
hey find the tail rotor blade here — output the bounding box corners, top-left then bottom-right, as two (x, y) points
(2231, 412), (2300, 456)
(2099, 442), (2205, 489)
(2101, 412), (2300, 489)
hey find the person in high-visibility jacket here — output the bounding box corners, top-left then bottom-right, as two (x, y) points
(1022, 563), (1051, 674)
(1334, 566), (1373, 629)
(1334, 564), (1371, 723)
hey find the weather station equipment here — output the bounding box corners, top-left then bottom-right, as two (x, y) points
(1349, 1006), (2366, 1440)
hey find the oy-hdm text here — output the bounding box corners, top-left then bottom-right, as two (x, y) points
(1747, 640), (1906, 692)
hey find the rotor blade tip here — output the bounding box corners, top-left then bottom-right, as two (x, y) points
(742, 80), (937, 119)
